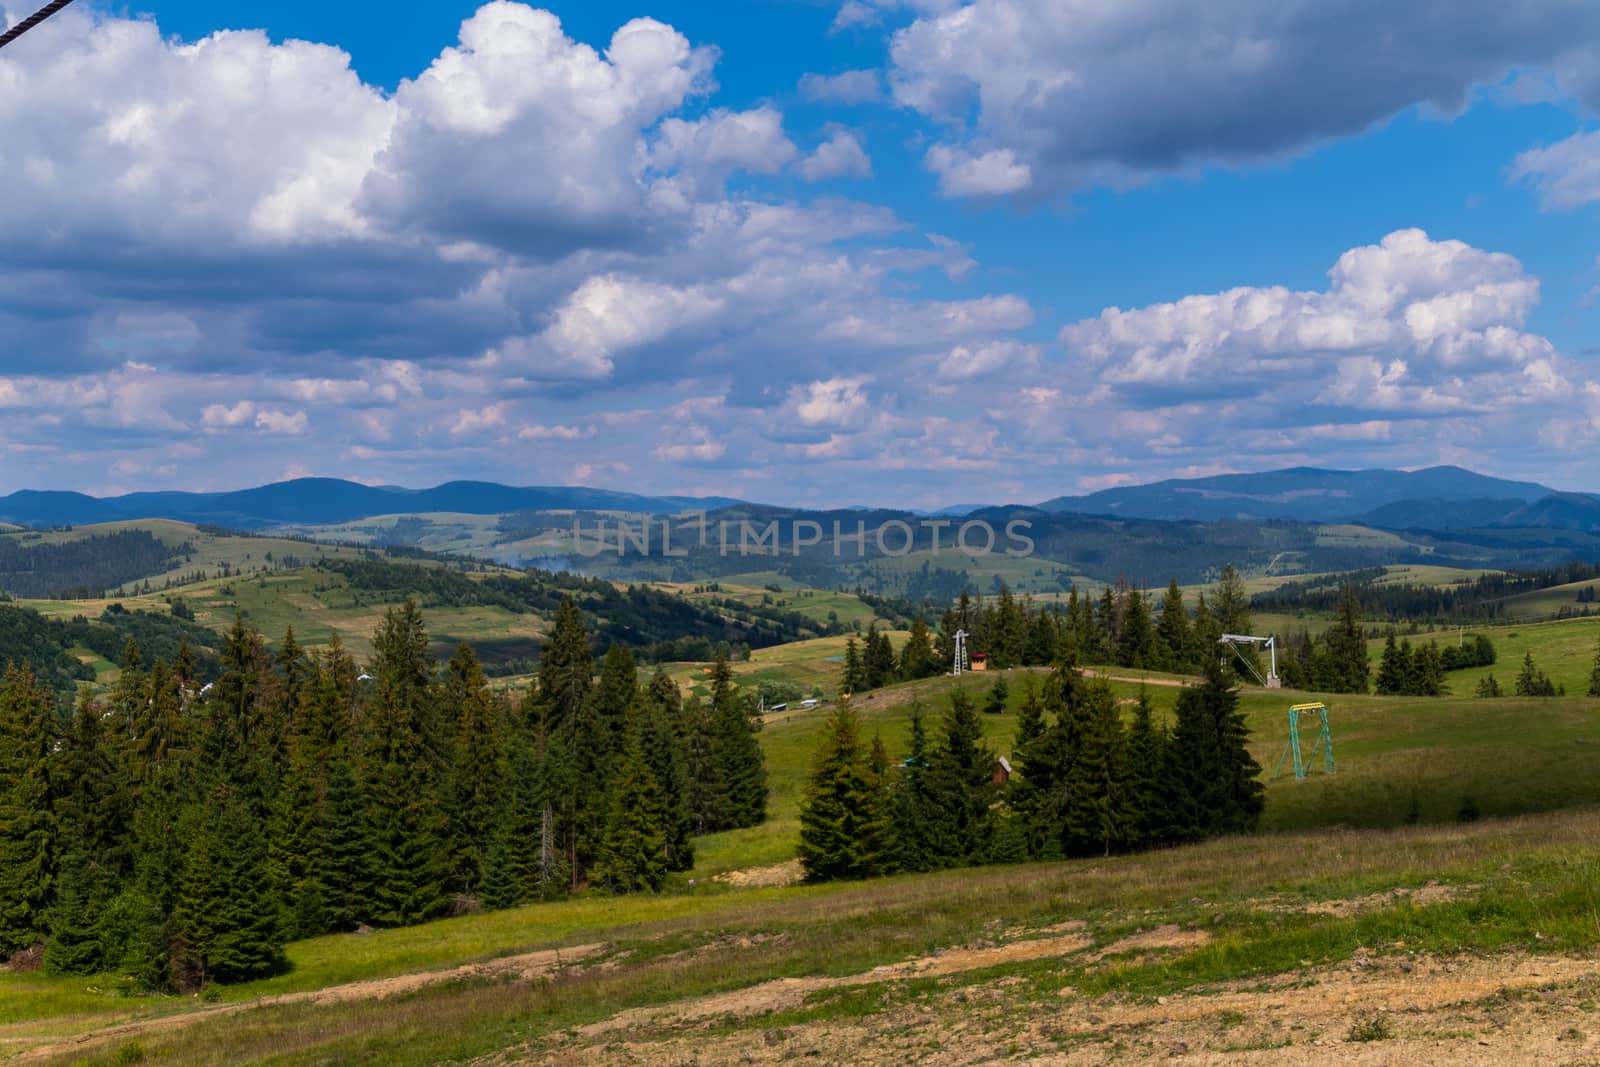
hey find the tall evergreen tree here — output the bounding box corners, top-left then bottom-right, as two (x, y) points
(0, 665), (58, 956)
(1056, 680), (1129, 857)
(1588, 636), (1600, 698)
(639, 669), (694, 871)
(679, 694), (720, 833)
(1155, 581), (1192, 672)
(798, 699), (890, 882)
(863, 624), (895, 689)
(536, 596), (593, 734)
(889, 705), (939, 874)
(359, 601), (449, 926)
(1166, 661), (1264, 842)
(594, 713), (668, 894)
(1321, 585), (1370, 694)
(841, 636), (866, 695)
(1118, 586), (1156, 669)
(709, 655), (766, 829)
(899, 617), (938, 680)
(171, 784), (284, 987)
(1122, 687), (1167, 847)
(441, 644), (506, 895)
(924, 691), (995, 866)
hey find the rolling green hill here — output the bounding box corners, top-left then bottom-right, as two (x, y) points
(11, 650), (1600, 1064)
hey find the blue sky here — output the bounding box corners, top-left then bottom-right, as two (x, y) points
(2, 0), (1600, 507)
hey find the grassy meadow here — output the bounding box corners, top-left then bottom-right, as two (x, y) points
(13, 557), (1600, 1062)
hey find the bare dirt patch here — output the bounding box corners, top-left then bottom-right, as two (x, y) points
(1252, 881), (1472, 918)
(529, 950), (1600, 1066)
(712, 859), (804, 889)
(1087, 924), (1212, 961)
(572, 930), (1097, 1039)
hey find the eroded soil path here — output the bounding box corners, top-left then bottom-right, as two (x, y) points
(4, 943), (604, 1063)
(514, 940), (1600, 1066)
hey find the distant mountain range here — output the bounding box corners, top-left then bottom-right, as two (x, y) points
(1038, 466), (1573, 527)
(0, 479), (745, 530)
(3, 465), (1599, 533)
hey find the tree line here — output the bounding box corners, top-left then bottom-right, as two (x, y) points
(0, 596), (767, 989)
(0, 530), (191, 600)
(799, 658), (1264, 882)
(1253, 561), (1600, 624)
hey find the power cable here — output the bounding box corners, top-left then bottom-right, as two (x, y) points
(0, 0), (80, 51)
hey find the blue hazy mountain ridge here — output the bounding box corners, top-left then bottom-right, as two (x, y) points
(0, 479), (748, 529)
(1038, 466), (1559, 523)
(0, 466), (1596, 533)
(1490, 492), (1600, 531)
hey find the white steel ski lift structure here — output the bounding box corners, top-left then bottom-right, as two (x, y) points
(952, 629), (970, 674)
(1218, 633), (1281, 688)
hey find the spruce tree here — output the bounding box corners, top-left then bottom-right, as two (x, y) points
(172, 785), (285, 987)
(709, 655), (767, 829)
(889, 705), (939, 873)
(924, 691), (995, 866)
(1415, 641), (1447, 697)
(1322, 585), (1370, 694)
(1058, 681), (1128, 857)
(679, 694), (721, 833)
(983, 675), (1009, 715)
(479, 829), (524, 911)
(0, 664), (58, 957)
(44, 846), (104, 975)
(1588, 635), (1600, 698)
(1024, 610), (1058, 666)
(797, 699), (888, 882)
(1166, 660), (1264, 841)
(594, 713), (668, 894)
(536, 596), (593, 734)
(1118, 586), (1155, 669)
(359, 601), (449, 926)
(899, 618), (938, 680)
(1123, 687), (1167, 846)
(639, 670), (694, 871)
(441, 644), (506, 895)
(1155, 581), (1192, 672)
(863, 624), (894, 689)
(841, 636), (866, 695)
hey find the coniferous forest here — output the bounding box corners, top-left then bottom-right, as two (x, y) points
(0, 596), (765, 990)
(798, 658), (1265, 883)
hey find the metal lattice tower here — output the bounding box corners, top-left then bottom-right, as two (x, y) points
(1272, 702), (1335, 781)
(953, 629), (969, 674)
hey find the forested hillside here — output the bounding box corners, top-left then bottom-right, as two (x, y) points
(0, 598), (767, 990)
(0, 530), (192, 598)
(0, 602), (222, 697)
(320, 559), (837, 658)
(1255, 560), (1600, 622)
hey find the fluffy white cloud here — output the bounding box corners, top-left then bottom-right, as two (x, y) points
(1511, 131), (1600, 209)
(1062, 230), (1550, 397)
(202, 400), (256, 428)
(450, 403), (510, 436)
(787, 377), (873, 427)
(0, 7), (393, 245)
(889, 0), (1600, 195)
(798, 131), (873, 181)
(255, 409), (310, 435)
(363, 5), (716, 250)
(651, 107), (799, 197)
(936, 339), (1040, 381)
(494, 274), (725, 379)
(924, 145), (1030, 196)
